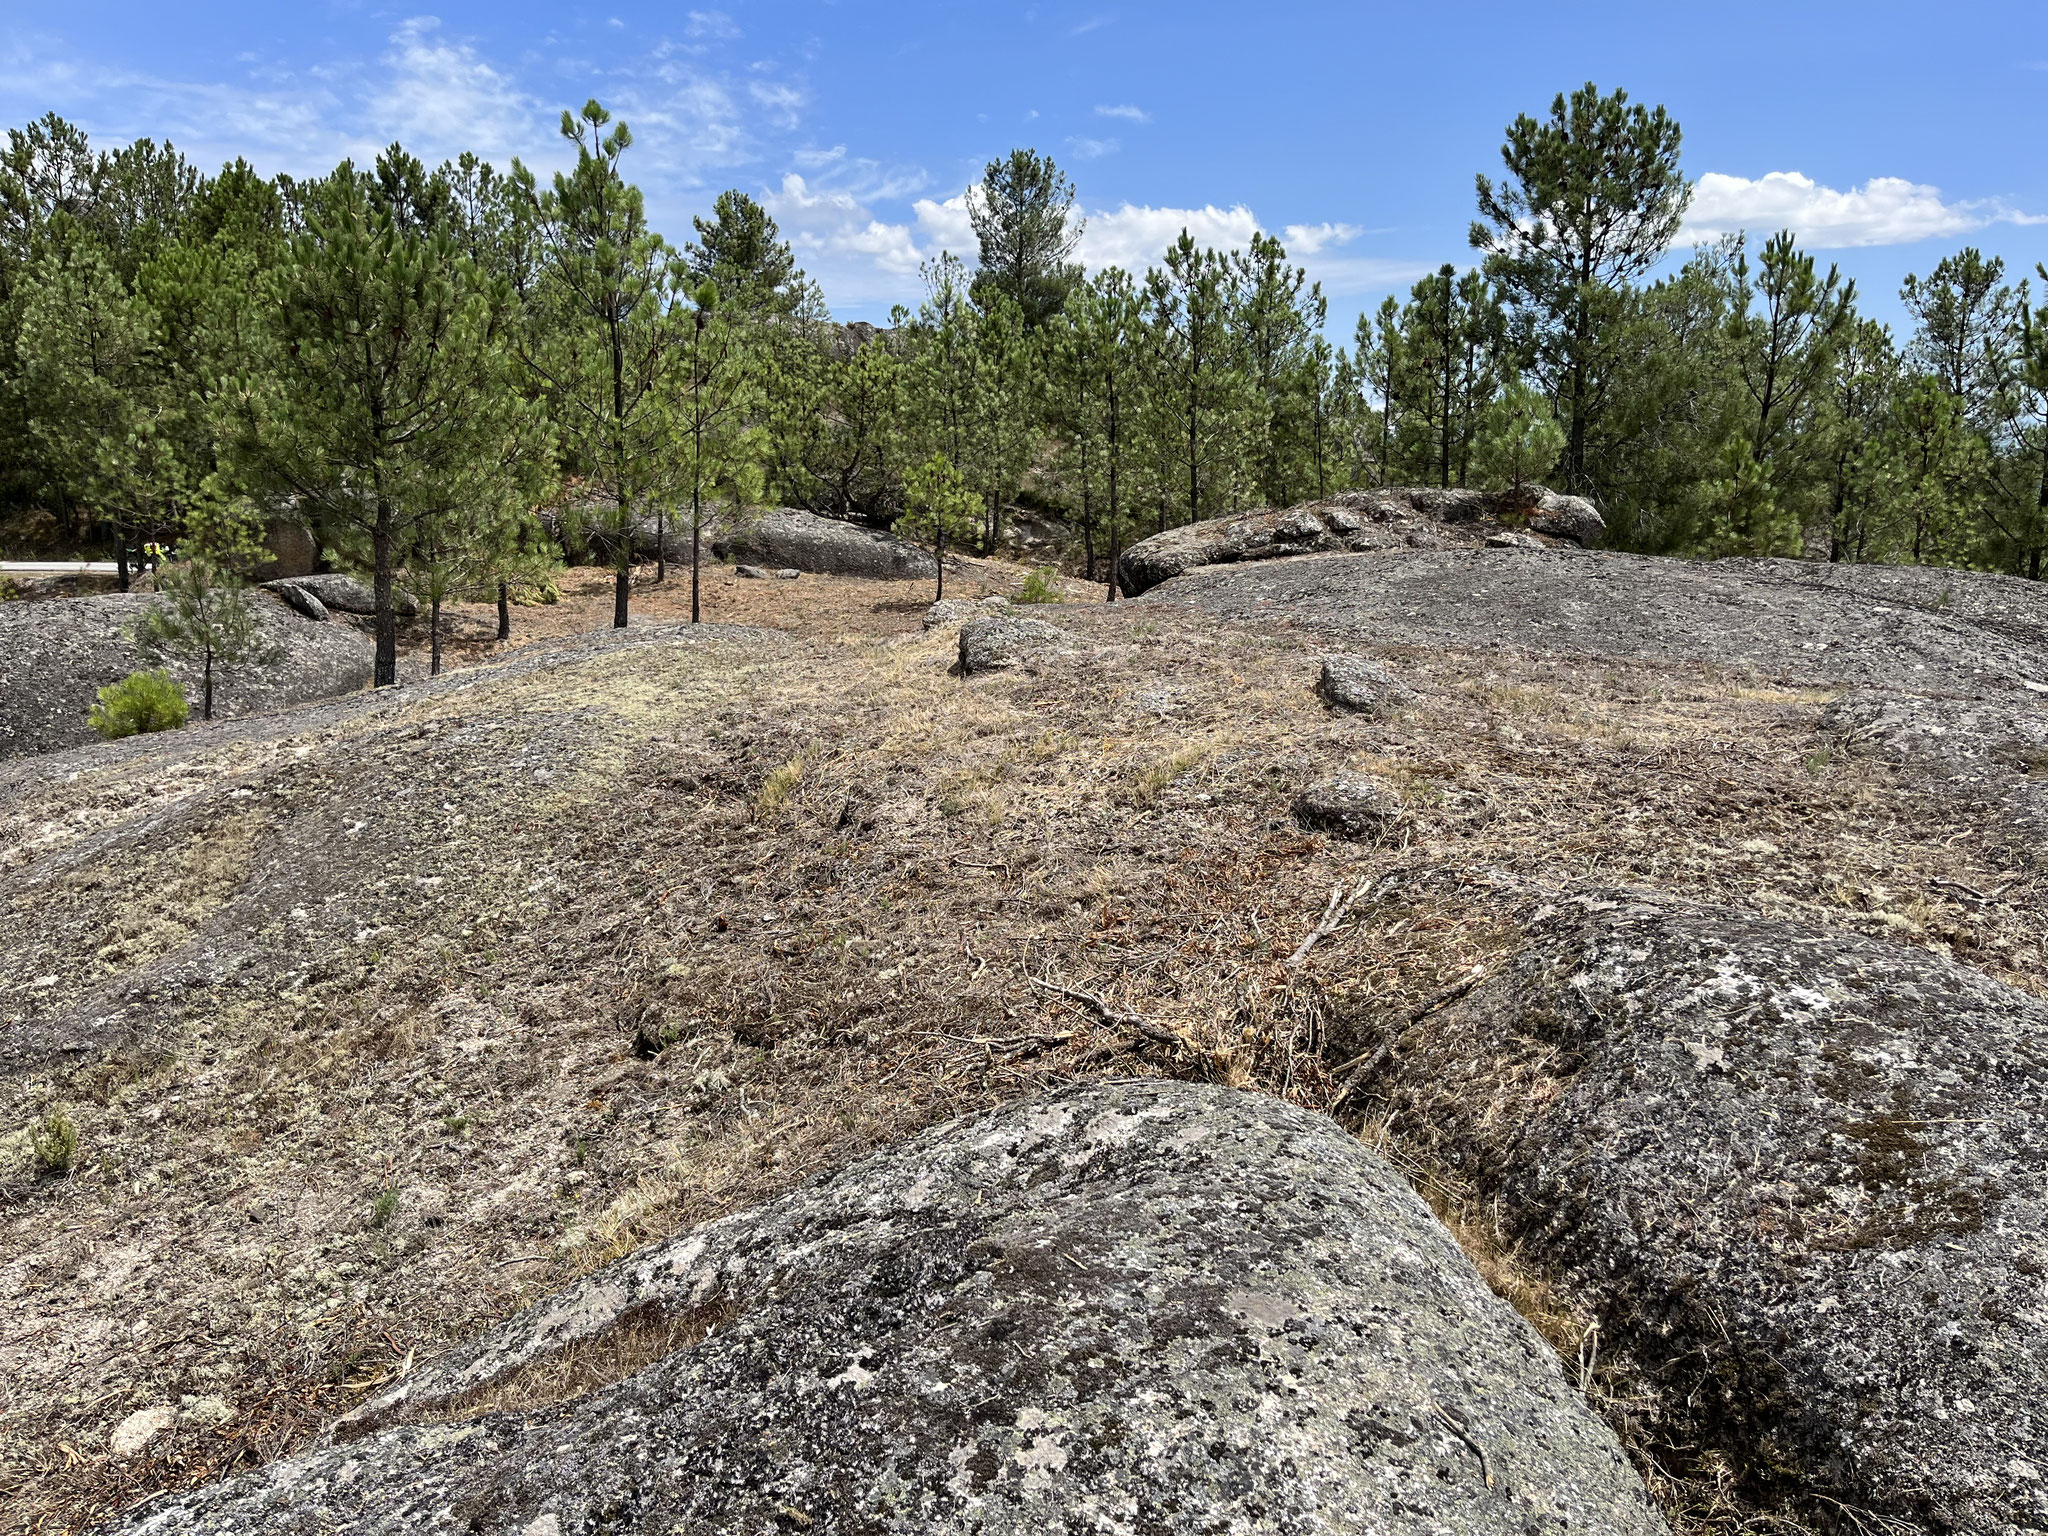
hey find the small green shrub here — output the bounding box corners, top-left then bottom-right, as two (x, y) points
(0, 575), (27, 601)
(88, 669), (189, 739)
(369, 1189), (398, 1228)
(1016, 567), (1063, 604)
(31, 1106), (79, 1177)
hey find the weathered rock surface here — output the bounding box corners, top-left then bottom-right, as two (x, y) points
(923, 595), (1011, 630)
(713, 508), (936, 581)
(1367, 891), (2048, 1534)
(267, 582), (330, 622)
(272, 573), (418, 618)
(250, 518), (319, 582)
(113, 1080), (1666, 1536)
(1292, 775), (1404, 840)
(0, 592), (375, 761)
(1115, 486), (1605, 596)
(1154, 547), (2048, 698)
(1822, 689), (2048, 844)
(958, 616), (1069, 674)
(1316, 654), (1411, 716)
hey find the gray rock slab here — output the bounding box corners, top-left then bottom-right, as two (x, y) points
(713, 509), (936, 581)
(110, 1080), (1667, 1536)
(1116, 487), (1604, 596)
(924, 595), (1011, 630)
(1374, 891), (2048, 1534)
(0, 592), (374, 760)
(1150, 547), (2048, 699)
(268, 582), (330, 622)
(275, 573), (418, 618)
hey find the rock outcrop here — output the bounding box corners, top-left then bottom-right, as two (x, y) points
(713, 509), (936, 581)
(0, 591), (375, 760)
(1362, 891), (2048, 1534)
(113, 1081), (1666, 1536)
(1116, 486), (1605, 596)
(923, 595), (1011, 630)
(270, 574), (417, 618)
(1292, 775), (1405, 840)
(1153, 545), (2048, 698)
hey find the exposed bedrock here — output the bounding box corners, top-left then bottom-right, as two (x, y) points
(1356, 890), (2048, 1533)
(1115, 486), (1606, 596)
(110, 1080), (1667, 1536)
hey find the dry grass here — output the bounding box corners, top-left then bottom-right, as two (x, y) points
(2, 568), (2040, 1534)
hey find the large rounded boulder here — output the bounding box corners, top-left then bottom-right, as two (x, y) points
(0, 590), (374, 760)
(112, 1080), (1666, 1535)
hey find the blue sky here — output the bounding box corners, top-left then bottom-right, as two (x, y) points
(4, 0), (2044, 337)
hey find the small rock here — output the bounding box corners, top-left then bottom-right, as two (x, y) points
(774, 568), (801, 580)
(110, 1404), (176, 1458)
(267, 582), (330, 622)
(1292, 775), (1404, 840)
(1485, 530), (1546, 550)
(958, 616), (1068, 674)
(1316, 654), (1412, 717)
(922, 595), (1011, 630)
(734, 565), (770, 580)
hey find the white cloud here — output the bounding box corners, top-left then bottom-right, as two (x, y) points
(912, 190), (979, 256)
(1282, 221), (1362, 256)
(1077, 202), (1259, 270)
(369, 18), (553, 165)
(1684, 170), (2042, 248)
(1066, 135), (1118, 160)
(1095, 103), (1149, 123)
(686, 10), (741, 39)
(762, 173), (931, 304)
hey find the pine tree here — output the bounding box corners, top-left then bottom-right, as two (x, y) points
(1231, 232), (1325, 506)
(220, 146), (545, 686)
(1143, 232), (1248, 528)
(683, 191), (800, 317)
(673, 280), (764, 622)
(130, 496), (272, 720)
(525, 101), (690, 629)
(896, 452), (980, 600)
(968, 149), (1084, 331)
(1472, 82), (1690, 495)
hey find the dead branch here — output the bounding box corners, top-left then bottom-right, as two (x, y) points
(1029, 975), (1179, 1046)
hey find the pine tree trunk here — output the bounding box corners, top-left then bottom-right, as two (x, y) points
(935, 516), (945, 602)
(203, 647), (214, 721)
(690, 488), (702, 626)
(1106, 381), (1121, 603)
(656, 504), (667, 584)
(115, 535), (130, 593)
(497, 580), (511, 641)
(612, 489), (630, 630)
(372, 496), (397, 688)
(430, 595), (443, 677)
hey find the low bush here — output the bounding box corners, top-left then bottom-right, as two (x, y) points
(1016, 567), (1064, 604)
(88, 669), (189, 739)
(31, 1106), (78, 1177)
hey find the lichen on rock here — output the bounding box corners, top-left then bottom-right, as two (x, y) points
(111, 1080), (1666, 1535)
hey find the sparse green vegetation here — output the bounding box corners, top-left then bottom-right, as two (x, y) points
(30, 1106), (78, 1177)
(369, 1189), (398, 1229)
(88, 668), (189, 739)
(1016, 567), (1063, 603)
